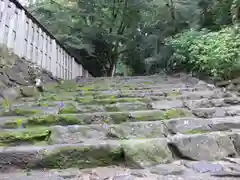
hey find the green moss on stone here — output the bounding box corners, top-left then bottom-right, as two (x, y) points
(96, 95), (117, 100)
(1, 108), (41, 117)
(121, 84), (138, 90)
(143, 81), (153, 85)
(75, 97), (145, 105)
(36, 145), (124, 169)
(27, 114), (83, 126)
(58, 103), (79, 114)
(77, 85), (95, 91)
(23, 115), (58, 127)
(109, 112), (129, 123)
(4, 114), (88, 128)
(167, 90), (181, 97)
(57, 81), (77, 92)
(105, 105), (120, 112)
(56, 115), (84, 125)
(185, 129), (208, 134)
(36, 101), (56, 107)
(39, 93), (76, 101)
(132, 109), (190, 122)
(0, 127), (51, 145)
(75, 96), (94, 103)
(163, 109), (190, 119)
(134, 111), (165, 121)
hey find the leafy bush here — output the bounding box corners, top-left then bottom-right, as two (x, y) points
(167, 27), (240, 80)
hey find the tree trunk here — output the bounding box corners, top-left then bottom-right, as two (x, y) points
(111, 64), (116, 77)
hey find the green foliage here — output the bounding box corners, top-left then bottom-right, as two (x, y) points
(28, 0), (240, 78)
(167, 27), (240, 80)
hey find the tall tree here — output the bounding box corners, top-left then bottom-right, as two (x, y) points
(29, 0), (152, 76)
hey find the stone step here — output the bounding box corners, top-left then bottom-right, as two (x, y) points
(1, 109), (193, 128)
(74, 90), (229, 104)
(184, 97), (240, 109)
(13, 88), (228, 107)
(0, 138), (173, 171)
(89, 86), (213, 98)
(13, 95), (240, 116)
(0, 132), (239, 171)
(12, 95), (239, 115)
(2, 116), (239, 145)
(168, 131), (239, 161)
(11, 101), (152, 113)
(166, 116), (240, 135)
(192, 105), (240, 118)
(75, 83), (210, 92)
(1, 160), (240, 180)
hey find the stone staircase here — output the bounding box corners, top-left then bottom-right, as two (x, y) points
(1, 75), (240, 179)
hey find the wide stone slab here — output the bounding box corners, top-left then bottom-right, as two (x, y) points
(122, 138), (173, 168)
(192, 105), (240, 118)
(0, 138), (174, 171)
(49, 121), (170, 144)
(166, 116), (240, 134)
(168, 132), (237, 161)
(184, 97), (240, 109)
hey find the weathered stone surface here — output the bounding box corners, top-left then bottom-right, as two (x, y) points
(165, 116), (240, 134)
(151, 100), (183, 109)
(5, 67), (29, 86)
(168, 132), (237, 161)
(192, 106), (240, 118)
(50, 125), (108, 144)
(122, 138), (173, 167)
(184, 161), (224, 173)
(20, 86), (40, 97)
(1, 87), (21, 101)
(0, 141), (123, 170)
(149, 163), (186, 175)
(108, 121), (169, 139)
(0, 44), (56, 91)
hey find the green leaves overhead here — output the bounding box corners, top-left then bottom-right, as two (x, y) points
(29, 0), (240, 79)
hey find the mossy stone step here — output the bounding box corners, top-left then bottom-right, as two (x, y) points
(75, 97), (151, 105)
(6, 116), (237, 145)
(37, 90), (228, 104)
(0, 138), (173, 170)
(2, 109), (192, 128)
(49, 121), (169, 144)
(0, 127), (51, 146)
(46, 80), (207, 93)
(0, 108), (41, 117)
